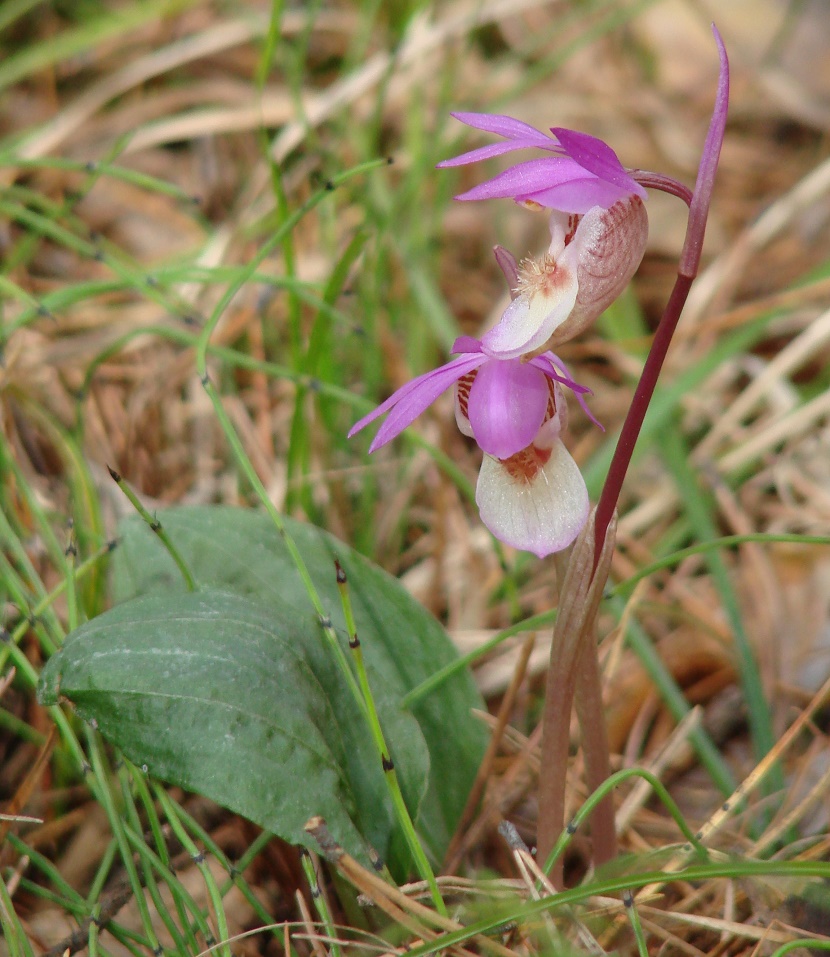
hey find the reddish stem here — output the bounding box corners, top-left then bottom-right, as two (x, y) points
(593, 272), (693, 566)
(593, 26), (729, 567)
(630, 170), (693, 206)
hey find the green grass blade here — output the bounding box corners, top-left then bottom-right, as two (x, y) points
(609, 595), (736, 796)
(0, 0), (200, 94)
(659, 425), (778, 773)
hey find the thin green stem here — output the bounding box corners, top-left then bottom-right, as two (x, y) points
(198, 374), (362, 705)
(10, 156), (198, 201)
(0, 482), (65, 643)
(0, 401), (106, 617)
(86, 732), (162, 955)
(0, 873), (34, 957)
(300, 851), (342, 957)
(191, 163), (386, 710)
(118, 768), (191, 955)
(334, 560), (445, 915)
(5, 834), (88, 912)
(402, 610), (556, 707)
(106, 466), (195, 592)
(541, 766), (707, 877)
(770, 943), (830, 957)
(127, 765), (211, 951)
(611, 533), (830, 596)
(153, 783), (232, 957)
(623, 891), (648, 957)
(190, 160), (441, 893)
(168, 806), (283, 941)
(86, 838), (118, 908)
(0, 541), (112, 672)
(12, 879), (84, 914)
(64, 522), (79, 632)
(87, 903), (100, 957)
(231, 829), (273, 873)
(194, 159), (385, 384)
(120, 821), (214, 948)
(399, 859), (830, 957)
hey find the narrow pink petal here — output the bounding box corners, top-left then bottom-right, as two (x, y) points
(527, 354), (589, 395)
(493, 245), (520, 294)
(437, 140), (548, 168)
(349, 353), (487, 452)
(475, 441), (589, 556)
(453, 157), (584, 202)
(526, 177), (633, 214)
(349, 354), (481, 438)
(467, 360), (549, 458)
(530, 354), (604, 430)
(551, 128), (646, 199)
(449, 112), (556, 146)
(680, 24), (730, 276)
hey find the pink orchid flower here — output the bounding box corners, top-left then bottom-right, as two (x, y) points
(438, 115), (646, 213)
(349, 337), (593, 556)
(439, 117), (649, 358)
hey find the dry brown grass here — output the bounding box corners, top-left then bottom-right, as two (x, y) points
(2, 0), (830, 953)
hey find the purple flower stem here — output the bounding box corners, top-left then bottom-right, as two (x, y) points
(593, 25), (729, 569)
(630, 170), (693, 206)
(592, 272), (694, 566)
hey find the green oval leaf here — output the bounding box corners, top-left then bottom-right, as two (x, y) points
(41, 589), (378, 856)
(40, 507), (487, 872)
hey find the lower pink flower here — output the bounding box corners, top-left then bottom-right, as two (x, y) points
(349, 337), (594, 556)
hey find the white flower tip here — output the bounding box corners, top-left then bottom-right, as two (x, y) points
(476, 440), (589, 557)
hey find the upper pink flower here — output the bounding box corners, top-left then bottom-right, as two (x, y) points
(438, 115), (650, 357)
(438, 114), (647, 214)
